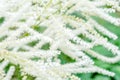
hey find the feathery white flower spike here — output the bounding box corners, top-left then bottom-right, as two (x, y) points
(0, 0), (120, 80)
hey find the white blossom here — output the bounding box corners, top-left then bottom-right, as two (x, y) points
(0, 0), (120, 80)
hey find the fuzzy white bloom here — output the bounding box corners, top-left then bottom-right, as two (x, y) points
(0, 0), (120, 80)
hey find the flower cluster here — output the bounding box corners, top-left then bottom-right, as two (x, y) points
(0, 0), (120, 80)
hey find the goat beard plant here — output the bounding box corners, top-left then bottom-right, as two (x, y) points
(0, 0), (120, 80)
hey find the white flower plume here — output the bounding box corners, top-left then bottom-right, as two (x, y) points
(0, 0), (120, 80)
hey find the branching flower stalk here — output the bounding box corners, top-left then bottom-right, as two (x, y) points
(0, 0), (120, 80)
